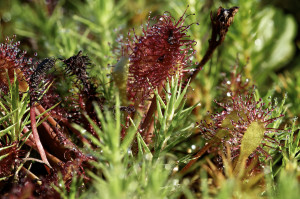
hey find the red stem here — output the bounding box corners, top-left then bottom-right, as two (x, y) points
(140, 84), (164, 144)
(36, 104), (62, 129)
(22, 128), (63, 167)
(30, 106), (52, 173)
(180, 7), (239, 173)
(49, 112), (91, 146)
(184, 6), (239, 85)
(180, 141), (213, 174)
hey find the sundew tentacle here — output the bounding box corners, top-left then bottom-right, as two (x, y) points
(0, 36), (34, 92)
(125, 10), (197, 103)
(198, 90), (284, 166)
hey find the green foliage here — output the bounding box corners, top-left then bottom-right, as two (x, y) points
(275, 168), (300, 199)
(0, 72), (30, 144)
(273, 69), (300, 118)
(153, 77), (198, 160)
(53, 173), (84, 199)
(1, 0), (300, 198)
(74, 95), (185, 198)
(281, 119), (300, 171)
(222, 0), (296, 87)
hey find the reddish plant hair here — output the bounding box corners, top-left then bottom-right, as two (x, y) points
(126, 9), (197, 102)
(0, 36), (33, 92)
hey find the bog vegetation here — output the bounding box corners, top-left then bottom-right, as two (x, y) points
(0, 0), (299, 198)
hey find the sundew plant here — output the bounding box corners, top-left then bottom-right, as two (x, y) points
(0, 0), (300, 198)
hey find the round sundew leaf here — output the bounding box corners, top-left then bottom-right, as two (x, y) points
(215, 129), (231, 140)
(221, 111), (246, 130)
(240, 121), (265, 158)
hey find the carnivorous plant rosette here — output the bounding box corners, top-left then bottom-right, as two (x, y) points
(181, 88), (284, 174)
(0, 36), (33, 92)
(125, 9), (197, 103)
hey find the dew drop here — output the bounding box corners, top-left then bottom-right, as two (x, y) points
(173, 179), (179, 185)
(127, 149), (132, 155)
(292, 116), (298, 122)
(173, 166), (179, 172)
(145, 153), (152, 160)
(226, 107), (233, 112)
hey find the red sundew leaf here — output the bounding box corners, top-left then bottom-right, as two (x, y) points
(0, 36), (34, 92)
(198, 91), (283, 161)
(125, 10), (197, 103)
(0, 143), (21, 179)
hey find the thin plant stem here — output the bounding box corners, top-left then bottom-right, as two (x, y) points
(50, 113), (92, 146)
(22, 127), (64, 167)
(36, 104), (62, 129)
(140, 84), (164, 144)
(30, 106), (52, 173)
(180, 141), (213, 174)
(185, 6), (239, 85)
(21, 167), (42, 186)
